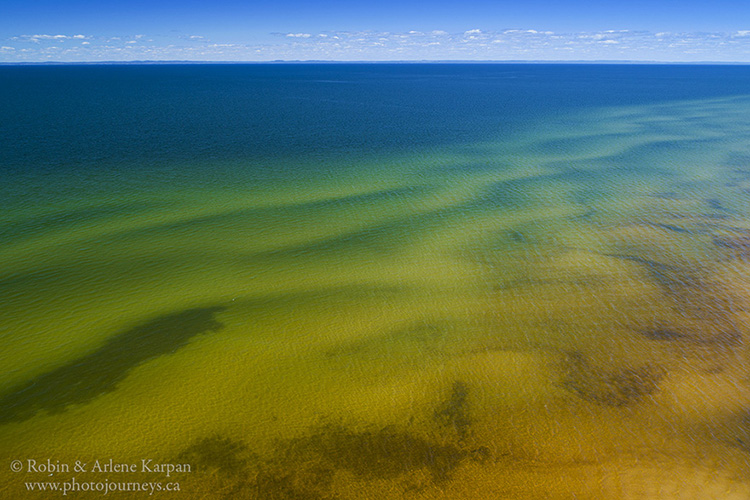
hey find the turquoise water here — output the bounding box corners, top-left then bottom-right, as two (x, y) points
(1, 64), (750, 499)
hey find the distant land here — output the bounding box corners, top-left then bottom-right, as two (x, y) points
(2, 60), (750, 66)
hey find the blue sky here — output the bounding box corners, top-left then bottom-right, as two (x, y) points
(3, 0), (750, 62)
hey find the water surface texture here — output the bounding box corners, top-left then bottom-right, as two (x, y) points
(1, 64), (750, 499)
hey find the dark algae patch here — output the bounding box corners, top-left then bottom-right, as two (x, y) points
(604, 253), (700, 292)
(640, 328), (688, 341)
(284, 425), (466, 482)
(434, 381), (472, 440)
(713, 234), (750, 260)
(177, 436), (258, 499)
(561, 352), (667, 407)
(650, 223), (696, 235)
(604, 250), (744, 348)
(179, 423), (470, 499)
(0, 306), (226, 424)
(178, 435), (256, 477)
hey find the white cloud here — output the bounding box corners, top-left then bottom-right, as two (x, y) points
(33, 34), (69, 40)
(8, 34), (94, 47)
(4, 28), (750, 63)
(253, 28), (750, 61)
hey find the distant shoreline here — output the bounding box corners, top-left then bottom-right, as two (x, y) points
(2, 60), (750, 66)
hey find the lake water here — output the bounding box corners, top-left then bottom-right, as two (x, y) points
(1, 63), (750, 498)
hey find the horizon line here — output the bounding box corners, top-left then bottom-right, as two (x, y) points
(2, 59), (750, 66)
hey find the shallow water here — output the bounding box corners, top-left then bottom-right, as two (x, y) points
(1, 64), (749, 499)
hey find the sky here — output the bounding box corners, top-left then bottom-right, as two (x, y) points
(3, 0), (750, 62)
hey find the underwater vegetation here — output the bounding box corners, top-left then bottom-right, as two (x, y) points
(433, 381), (472, 441)
(561, 351), (667, 407)
(281, 425), (466, 482)
(173, 378), (491, 499)
(713, 233), (750, 260)
(178, 422), (475, 498)
(0, 306), (226, 424)
(638, 327), (690, 341)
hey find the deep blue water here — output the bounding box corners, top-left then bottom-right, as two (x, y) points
(3, 63), (750, 174)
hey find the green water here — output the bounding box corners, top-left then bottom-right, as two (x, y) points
(1, 65), (750, 499)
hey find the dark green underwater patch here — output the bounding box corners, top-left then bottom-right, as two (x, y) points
(277, 424), (466, 483)
(0, 306), (226, 424)
(178, 422), (471, 499)
(561, 351), (666, 407)
(604, 253), (700, 293)
(640, 328), (688, 341)
(433, 381), (472, 441)
(178, 435), (256, 477)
